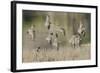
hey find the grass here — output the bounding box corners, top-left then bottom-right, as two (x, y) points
(22, 44), (91, 63)
(22, 22), (91, 63)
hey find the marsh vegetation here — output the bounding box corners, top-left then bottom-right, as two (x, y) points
(22, 10), (91, 63)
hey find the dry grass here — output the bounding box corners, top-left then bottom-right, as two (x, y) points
(22, 29), (90, 63)
(22, 44), (90, 63)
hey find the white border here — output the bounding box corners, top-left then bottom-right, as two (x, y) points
(16, 4), (96, 70)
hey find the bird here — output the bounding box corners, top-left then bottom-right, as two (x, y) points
(27, 25), (36, 40)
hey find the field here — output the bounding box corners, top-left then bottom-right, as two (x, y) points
(23, 44), (90, 63)
(22, 30), (91, 63)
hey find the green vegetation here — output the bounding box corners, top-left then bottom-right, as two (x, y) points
(22, 10), (91, 44)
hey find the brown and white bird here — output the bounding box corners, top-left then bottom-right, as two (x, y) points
(77, 21), (86, 37)
(69, 34), (81, 48)
(52, 33), (59, 50)
(27, 25), (36, 40)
